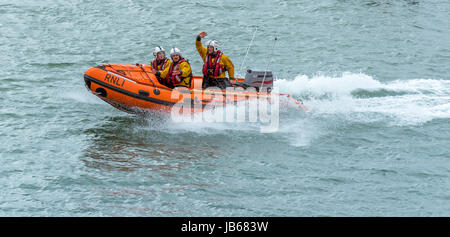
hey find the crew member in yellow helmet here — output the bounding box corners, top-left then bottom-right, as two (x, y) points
(155, 47), (192, 89)
(196, 32), (235, 89)
(151, 46), (172, 84)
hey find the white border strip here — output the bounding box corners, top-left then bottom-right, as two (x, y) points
(108, 71), (137, 84)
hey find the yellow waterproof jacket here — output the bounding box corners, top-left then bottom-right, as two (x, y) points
(196, 39), (235, 79)
(151, 58), (172, 71)
(160, 59), (192, 87)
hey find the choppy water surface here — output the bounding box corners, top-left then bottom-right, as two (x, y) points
(1, 0), (449, 216)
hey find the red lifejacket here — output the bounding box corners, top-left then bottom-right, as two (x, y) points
(167, 58), (187, 87)
(202, 50), (224, 78)
(152, 58), (168, 71)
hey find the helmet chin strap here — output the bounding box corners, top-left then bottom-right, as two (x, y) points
(171, 54), (180, 62)
(207, 47), (217, 55)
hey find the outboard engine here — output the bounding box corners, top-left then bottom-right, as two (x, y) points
(243, 69), (273, 92)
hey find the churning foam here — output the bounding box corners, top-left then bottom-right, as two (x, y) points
(275, 72), (450, 125)
(149, 72), (449, 141)
(276, 72), (382, 97)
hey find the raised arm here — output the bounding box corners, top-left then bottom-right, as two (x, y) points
(196, 32), (208, 63)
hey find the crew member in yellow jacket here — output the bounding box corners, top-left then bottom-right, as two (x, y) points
(151, 46), (172, 84)
(196, 32), (235, 89)
(155, 47), (192, 89)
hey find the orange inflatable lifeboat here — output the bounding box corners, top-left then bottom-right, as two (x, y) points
(83, 64), (307, 114)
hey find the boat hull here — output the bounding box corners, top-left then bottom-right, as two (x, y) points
(83, 64), (271, 114)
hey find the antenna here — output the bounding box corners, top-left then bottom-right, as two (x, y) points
(260, 36), (278, 91)
(237, 27), (258, 82)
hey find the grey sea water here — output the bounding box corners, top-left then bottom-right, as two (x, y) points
(1, 0), (449, 216)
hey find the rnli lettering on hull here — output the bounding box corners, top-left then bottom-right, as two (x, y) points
(104, 73), (125, 87)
